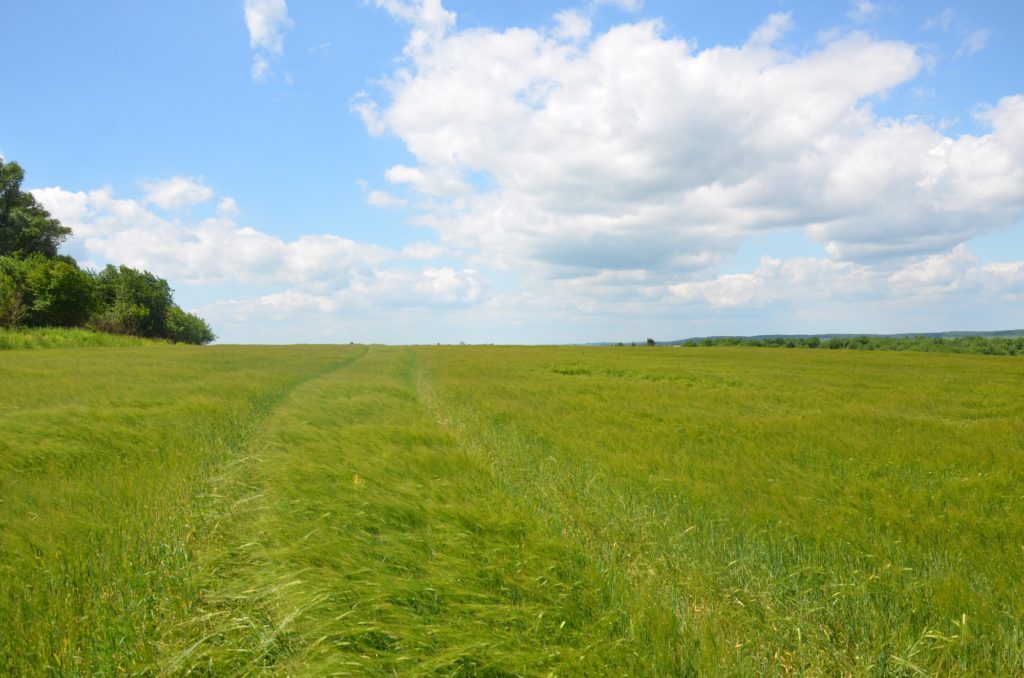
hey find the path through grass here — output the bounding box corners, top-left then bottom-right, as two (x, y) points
(2, 344), (1022, 675)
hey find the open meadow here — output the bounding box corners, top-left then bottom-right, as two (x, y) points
(1, 343), (1022, 675)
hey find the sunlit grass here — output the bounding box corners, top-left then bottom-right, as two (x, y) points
(2, 344), (1022, 675)
(0, 326), (162, 349)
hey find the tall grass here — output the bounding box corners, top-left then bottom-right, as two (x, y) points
(0, 344), (361, 673)
(416, 346), (1024, 675)
(0, 326), (162, 349)
(2, 344), (1022, 675)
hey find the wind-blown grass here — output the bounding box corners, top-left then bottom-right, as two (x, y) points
(0, 344), (360, 673)
(0, 326), (162, 349)
(2, 344), (1022, 675)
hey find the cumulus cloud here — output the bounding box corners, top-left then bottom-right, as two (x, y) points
(29, 179), (489, 342)
(553, 10), (592, 43)
(33, 185), (434, 288)
(141, 176), (214, 210)
(244, 0), (293, 82)
(372, 0), (455, 56)
(668, 245), (1024, 309)
(366, 190), (408, 208)
(204, 266), (483, 320)
(356, 2), (1024, 289)
(216, 197), (240, 216)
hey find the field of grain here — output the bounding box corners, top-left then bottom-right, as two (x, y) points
(1, 344), (1021, 675)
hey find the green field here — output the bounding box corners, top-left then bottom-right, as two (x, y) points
(1, 344), (1022, 675)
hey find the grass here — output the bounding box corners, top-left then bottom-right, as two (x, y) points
(1, 344), (1022, 675)
(0, 326), (163, 349)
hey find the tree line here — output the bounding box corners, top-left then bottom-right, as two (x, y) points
(0, 158), (214, 344)
(677, 334), (1024, 356)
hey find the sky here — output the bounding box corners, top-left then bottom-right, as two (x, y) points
(2, 0), (1023, 344)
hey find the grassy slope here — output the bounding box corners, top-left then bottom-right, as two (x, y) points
(2, 345), (1022, 675)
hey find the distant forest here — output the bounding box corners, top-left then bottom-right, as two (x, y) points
(672, 334), (1024, 356)
(0, 158), (214, 344)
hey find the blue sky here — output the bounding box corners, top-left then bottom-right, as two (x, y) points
(2, 0), (1023, 343)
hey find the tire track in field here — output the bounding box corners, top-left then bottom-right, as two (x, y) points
(155, 345), (370, 673)
(165, 347), (617, 676)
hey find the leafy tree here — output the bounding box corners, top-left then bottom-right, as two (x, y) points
(165, 305), (216, 344)
(0, 159), (71, 257)
(646, 337), (656, 346)
(93, 265), (173, 337)
(0, 268), (28, 328)
(25, 256), (96, 327)
(0, 159), (217, 342)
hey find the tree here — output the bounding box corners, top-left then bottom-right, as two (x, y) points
(165, 305), (216, 344)
(25, 256), (95, 327)
(93, 265), (173, 337)
(646, 337), (656, 346)
(0, 159), (71, 258)
(0, 268), (28, 328)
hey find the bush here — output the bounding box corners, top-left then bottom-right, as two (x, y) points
(165, 306), (216, 345)
(92, 265), (172, 337)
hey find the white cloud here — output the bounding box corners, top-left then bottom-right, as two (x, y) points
(669, 256), (876, 308)
(350, 93), (387, 136)
(141, 176), (214, 210)
(29, 181), (488, 342)
(366, 190), (407, 208)
(372, 0), (456, 56)
(595, 0), (644, 12)
(32, 185), (391, 287)
(245, 0), (292, 53)
(400, 241), (446, 259)
(553, 10), (592, 43)
(848, 1), (880, 23)
(356, 3), (1024, 290)
(925, 9), (956, 32)
(925, 9), (990, 59)
(216, 197), (240, 216)
(747, 12), (793, 48)
(667, 245), (1024, 310)
(244, 0), (293, 82)
(956, 29), (990, 57)
(205, 265), (483, 321)
(251, 54), (270, 82)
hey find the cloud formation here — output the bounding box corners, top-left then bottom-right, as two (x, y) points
(356, 5), (1024, 287)
(668, 245), (1024, 313)
(244, 0), (293, 82)
(30, 183), (461, 310)
(141, 176), (214, 210)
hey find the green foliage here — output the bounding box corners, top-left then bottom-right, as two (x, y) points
(0, 159), (71, 257)
(24, 255), (95, 326)
(0, 269), (28, 328)
(92, 264), (173, 337)
(0, 326), (160, 349)
(3, 345), (1022, 675)
(682, 333), (1024, 355)
(165, 305), (216, 344)
(0, 159), (215, 340)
